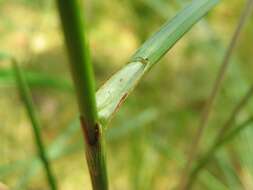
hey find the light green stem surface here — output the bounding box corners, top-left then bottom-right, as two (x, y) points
(56, 0), (108, 189)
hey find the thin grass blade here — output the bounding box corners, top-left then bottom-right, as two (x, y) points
(12, 60), (57, 190)
(0, 68), (73, 91)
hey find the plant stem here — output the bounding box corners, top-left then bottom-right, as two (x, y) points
(187, 84), (253, 189)
(218, 116), (253, 148)
(12, 60), (57, 190)
(178, 0), (253, 189)
(56, 1), (108, 189)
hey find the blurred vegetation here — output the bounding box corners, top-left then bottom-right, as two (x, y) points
(0, 0), (253, 189)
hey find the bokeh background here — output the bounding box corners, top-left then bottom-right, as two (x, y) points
(1, 0), (253, 189)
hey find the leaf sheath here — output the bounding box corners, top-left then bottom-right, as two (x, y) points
(96, 0), (219, 125)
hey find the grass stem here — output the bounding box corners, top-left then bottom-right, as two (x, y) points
(56, 1), (108, 189)
(12, 60), (57, 190)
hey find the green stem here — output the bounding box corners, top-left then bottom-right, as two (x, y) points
(218, 116), (253, 147)
(56, 1), (108, 189)
(12, 60), (57, 190)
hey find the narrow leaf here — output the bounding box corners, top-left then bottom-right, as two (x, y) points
(12, 60), (57, 190)
(96, 0), (219, 124)
(0, 68), (73, 91)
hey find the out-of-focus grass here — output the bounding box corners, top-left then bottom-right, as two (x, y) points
(12, 61), (57, 189)
(1, 0), (253, 189)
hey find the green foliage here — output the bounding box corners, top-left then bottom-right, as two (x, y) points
(0, 68), (72, 90)
(1, 0), (253, 190)
(96, 0), (219, 125)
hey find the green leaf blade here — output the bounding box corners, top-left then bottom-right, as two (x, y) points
(97, 0), (219, 124)
(131, 0), (219, 65)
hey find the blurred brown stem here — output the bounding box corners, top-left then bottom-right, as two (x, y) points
(187, 84), (253, 189)
(177, 0), (253, 189)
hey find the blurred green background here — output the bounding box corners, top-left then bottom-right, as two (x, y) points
(1, 0), (253, 189)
